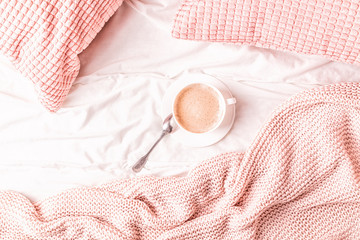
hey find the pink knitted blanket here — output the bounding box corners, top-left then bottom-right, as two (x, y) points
(1, 82), (360, 239)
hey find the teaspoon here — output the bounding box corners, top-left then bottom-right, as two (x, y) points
(132, 113), (174, 172)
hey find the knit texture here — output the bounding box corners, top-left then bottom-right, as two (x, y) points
(1, 82), (360, 239)
(0, 0), (123, 112)
(173, 0), (360, 65)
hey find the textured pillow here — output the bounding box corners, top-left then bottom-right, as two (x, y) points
(0, 0), (123, 112)
(173, 0), (360, 65)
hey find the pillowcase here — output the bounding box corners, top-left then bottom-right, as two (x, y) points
(0, 0), (123, 112)
(173, 0), (360, 65)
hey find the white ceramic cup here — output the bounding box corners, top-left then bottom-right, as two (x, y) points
(172, 82), (236, 134)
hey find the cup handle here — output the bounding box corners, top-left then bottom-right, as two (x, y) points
(226, 97), (236, 105)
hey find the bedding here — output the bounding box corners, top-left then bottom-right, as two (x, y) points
(0, 0), (123, 112)
(173, 0), (360, 65)
(0, 0), (360, 238)
(1, 0), (360, 200)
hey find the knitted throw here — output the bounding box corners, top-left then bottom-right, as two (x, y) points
(1, 82), (360, 239)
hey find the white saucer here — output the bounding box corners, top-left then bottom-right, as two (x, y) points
(161, 75), (236, 147)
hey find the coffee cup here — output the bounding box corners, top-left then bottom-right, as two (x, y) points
(172, 83), (236, 134)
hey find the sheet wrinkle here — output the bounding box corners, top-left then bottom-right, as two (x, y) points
(125, 0), (179, 28)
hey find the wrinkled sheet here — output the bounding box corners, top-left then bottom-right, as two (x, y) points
(0, 0), (360, 202)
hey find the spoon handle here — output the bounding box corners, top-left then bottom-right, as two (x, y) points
(132, 131), (167, 172)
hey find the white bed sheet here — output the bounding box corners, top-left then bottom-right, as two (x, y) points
(1, 0), (360, 203)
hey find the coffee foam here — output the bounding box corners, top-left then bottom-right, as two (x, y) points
(174, 84), (223, 133)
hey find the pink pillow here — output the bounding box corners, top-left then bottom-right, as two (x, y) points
(173, 0), (360, 65)
(0, 0), (123, 112)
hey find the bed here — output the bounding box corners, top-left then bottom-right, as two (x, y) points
(1, 0), (360, 238)
(0, 0), (359, 202)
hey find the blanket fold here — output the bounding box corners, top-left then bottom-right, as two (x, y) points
(1, 82), (360, 239)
